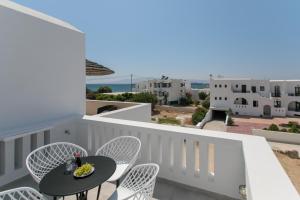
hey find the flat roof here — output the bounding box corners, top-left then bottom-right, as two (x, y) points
(0, 0), (82, 33)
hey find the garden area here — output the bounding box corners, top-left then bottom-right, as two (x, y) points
(264, 121), (300, 134)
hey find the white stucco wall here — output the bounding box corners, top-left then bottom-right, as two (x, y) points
(210, 77), (300, 117)
(0, 1), (85, 134)
(98, 103), (152, 122)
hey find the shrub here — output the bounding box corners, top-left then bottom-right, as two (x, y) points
(97, 86), (112, 93)
(268, 124), (279, 131)
(288, 124), (300, 133)
(288, 121), (300, 128)
(86, 92), (96, 100)
(198, 92), (208, 100)
(227, 116), (234, 126)
(192, 107), (208, 125)
(194, 100), (200, 106)
(227, 108), (233, 116)
(158, 117), (180, 125)
(201, 96), (210, 110)
(130, 92), (157, 110)
(286, 150), (299, 159)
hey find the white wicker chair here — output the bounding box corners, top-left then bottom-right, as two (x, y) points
(0, 187), (45, 200)
(26, 142), (88, 183)
(107, 163), (160, 200)
(95, 136), (141, 184)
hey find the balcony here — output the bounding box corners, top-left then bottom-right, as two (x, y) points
(0, 114), (299, 200)
(271, 93), (281, 98)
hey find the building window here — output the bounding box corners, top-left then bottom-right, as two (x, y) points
(215, 84), (217, 88)
(260, 86), (265, 91)
(253, 100), (258, 107)
(219, 97), (222, 100)
(225, 84), (227, 88)
(295, 86), (300, 96)
(274, 100), (281, 108)
(251, 86), (256, 93)
(219, 84), (222, 88)
(215, 97), (217, 100)
(225, 97), (227, 100)
(236, 84), (238, 88)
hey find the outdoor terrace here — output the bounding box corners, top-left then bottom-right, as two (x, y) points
(0, 111), (299, 200)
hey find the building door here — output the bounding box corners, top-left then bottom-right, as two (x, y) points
(242, 85), (247, 93)
(263, 105), (271, 116)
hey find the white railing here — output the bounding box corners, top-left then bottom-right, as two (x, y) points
(81, 116), (245, 199)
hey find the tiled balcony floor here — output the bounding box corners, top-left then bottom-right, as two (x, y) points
(0, 175), (237, 200)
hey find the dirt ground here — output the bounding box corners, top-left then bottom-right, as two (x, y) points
(275, 151), (300, 194)
(152, 108), (194, 126)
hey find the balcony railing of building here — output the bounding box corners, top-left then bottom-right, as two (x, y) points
(271, 93), (281, 98)
(0, 115), (299, 200)
(288, 93), (300, 97)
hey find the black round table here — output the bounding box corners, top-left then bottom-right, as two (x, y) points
(39, 156), (116, 200)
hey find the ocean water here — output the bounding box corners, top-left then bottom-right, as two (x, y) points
(86, 83), (208, 92)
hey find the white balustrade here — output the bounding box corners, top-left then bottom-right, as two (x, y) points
(82, 116), (245, 199)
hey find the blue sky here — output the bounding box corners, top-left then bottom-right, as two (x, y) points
(14, 0), (300, 83)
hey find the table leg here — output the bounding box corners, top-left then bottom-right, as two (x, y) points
(96, 185), (101, 200)
(79, 192), (87, 200)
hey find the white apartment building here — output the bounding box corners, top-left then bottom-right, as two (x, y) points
(135, 77), (191, 105)
(210, 76), (300, 117)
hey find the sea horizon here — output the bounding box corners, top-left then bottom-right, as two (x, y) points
(86, 83), (209, 92)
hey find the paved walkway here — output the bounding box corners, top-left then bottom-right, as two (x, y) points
(203, 120), (226, 132)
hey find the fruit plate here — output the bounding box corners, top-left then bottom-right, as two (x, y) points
(73, 167), (95, 178)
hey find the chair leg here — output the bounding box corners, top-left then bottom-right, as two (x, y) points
(116, 179), (120, 187)
(96, 185), (101, 200)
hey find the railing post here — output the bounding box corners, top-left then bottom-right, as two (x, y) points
(4, 140), (15, 174)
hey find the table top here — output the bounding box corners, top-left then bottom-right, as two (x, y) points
(39, 156), (116, 197)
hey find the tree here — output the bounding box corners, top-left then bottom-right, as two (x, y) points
(198, 92), (208, 100)
(97, 86), (112, 93)
(130, 92), (157, 110)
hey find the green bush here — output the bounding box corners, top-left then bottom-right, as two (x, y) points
(86, 92), (96, 100)
(268, 124), (279, 131)
(158, 117), (180, 125)
(194, 100), (200, 106)
(227, 116), (234, 126)
(198, 92), (208, 100)
(288, 124), (300, 133)
(97, 86), (112, 93)
(192, 107), (208, 125)
(130, 92), (157, 110)
(201, 96), (210, 109)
